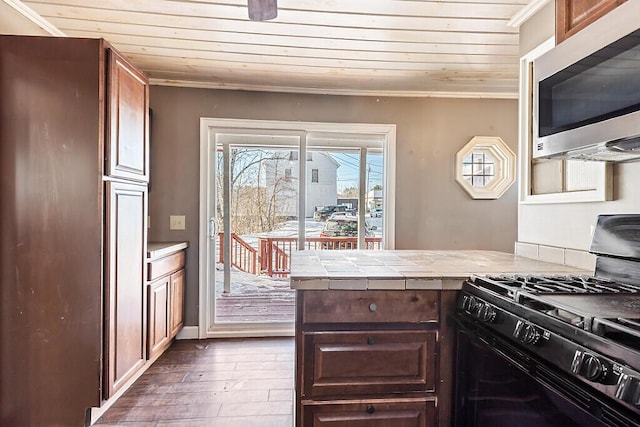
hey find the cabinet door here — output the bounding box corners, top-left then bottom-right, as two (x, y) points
(302, 399), (437, 427)
(106, 49), (149, 182)
(303, 330), (437, 398)
(556, 0), (627, 43)
(169, 269), (185, 338)
(104, 181), (148, 398)
(148, 278), (170, 359)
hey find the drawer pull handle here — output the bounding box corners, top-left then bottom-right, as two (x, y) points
(368, 303), (377, 312)
(366, 405), (375, 414)
(367, 337), (376, 345)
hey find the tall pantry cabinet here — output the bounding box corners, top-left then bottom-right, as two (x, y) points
(0, 36), (149, 426)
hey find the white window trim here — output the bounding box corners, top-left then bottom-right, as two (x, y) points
(455, 136), (516, 200)
(518, 37), (612, 204)
(198, 118), (396, 338)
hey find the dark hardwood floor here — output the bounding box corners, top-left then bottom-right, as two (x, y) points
(95, 338), (294, 426)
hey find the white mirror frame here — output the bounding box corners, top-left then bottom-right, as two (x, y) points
(455, 136), (516, 200)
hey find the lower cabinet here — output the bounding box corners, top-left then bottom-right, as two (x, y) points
(147, 248), (186, 360)
(301, 399), (437, 427)
(296, 290), (456, 427)
(169, 269), (185, 337)
(148, 277), (171, 357)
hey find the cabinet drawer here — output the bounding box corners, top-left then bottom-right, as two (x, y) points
(302, 398), (437, 427)
(303, 330), (437, 397)
(147, 251), (185, 281)
(302, 290), (439, 324)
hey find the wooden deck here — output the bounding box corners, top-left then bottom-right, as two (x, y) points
(214, 271), (295, 323)
(215, 293), (295, 323)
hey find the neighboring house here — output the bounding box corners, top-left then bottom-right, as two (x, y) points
(366, 189), (383, 211)
(264, 151), (339, 218)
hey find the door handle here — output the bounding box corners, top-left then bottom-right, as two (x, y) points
(209, 217), (217, 239)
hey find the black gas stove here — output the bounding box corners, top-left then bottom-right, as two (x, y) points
(455, 215), (640, 427)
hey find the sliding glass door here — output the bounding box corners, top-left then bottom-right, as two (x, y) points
(199, 119), (395, 337)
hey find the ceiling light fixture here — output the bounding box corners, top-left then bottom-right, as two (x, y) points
(248, 0), (277, 21)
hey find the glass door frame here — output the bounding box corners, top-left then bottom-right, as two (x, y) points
(199, 118), (396, 338)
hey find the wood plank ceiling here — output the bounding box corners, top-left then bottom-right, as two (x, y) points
(20, 0), (531, 97)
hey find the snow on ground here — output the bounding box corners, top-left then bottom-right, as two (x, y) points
(215, 215), (383, 296)
(223, 216), (382, 252)
(215, 264), (291, 297)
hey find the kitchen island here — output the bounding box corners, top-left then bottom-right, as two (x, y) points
(291, 250), (587, 427)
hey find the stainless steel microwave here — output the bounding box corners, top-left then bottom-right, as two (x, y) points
(533, 0), (640, 162)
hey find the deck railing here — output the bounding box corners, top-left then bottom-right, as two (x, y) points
(217, 232), (258, 275)
(258, 237), (383, 277)
(218, 233), (383, 277)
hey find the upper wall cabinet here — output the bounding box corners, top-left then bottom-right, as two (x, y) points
(106, 49), (150, 182)
(556, 0), (627, 43)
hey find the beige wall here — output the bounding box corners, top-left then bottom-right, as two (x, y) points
(519, 1), (555, 56)
(148, 87), (518, 325)
(518, 4), (640, 252)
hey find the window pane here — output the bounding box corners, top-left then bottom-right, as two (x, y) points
(215, 146), (298, 324)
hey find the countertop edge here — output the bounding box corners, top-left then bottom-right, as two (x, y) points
(147, 241), (189, 260)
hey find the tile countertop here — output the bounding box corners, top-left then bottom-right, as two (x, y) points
(290, 250), (590, 291)
(147, 241), (189, 260)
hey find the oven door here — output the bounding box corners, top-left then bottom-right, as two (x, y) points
(454, 315), (637, 427)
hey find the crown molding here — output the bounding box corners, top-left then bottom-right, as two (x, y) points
(149, 78), (518, 100)
(508, 0), (552, 28)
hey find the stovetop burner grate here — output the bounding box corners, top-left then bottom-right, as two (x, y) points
(617, 318), (640, 332)
(467, 274), (640, 360)
(472, 274), (640, 296)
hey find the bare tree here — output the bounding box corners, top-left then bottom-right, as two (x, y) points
(339, 186), (359, 198)
(215, 148), (295, 236)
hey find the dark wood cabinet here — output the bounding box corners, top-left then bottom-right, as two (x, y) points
(556, 0), (627, 43)
(0, 35), (149, 426)
(147, 247), (187, 360)
(148, 277), (171, 358)
(301, 290), (439, 324)
(106, 49), (149, 182)
(169, 269), (186, 337)
(302, 399), (437, 427)
(296, 290), (454, 427)
(303, 330), (437, 397)
(104, 182), (148, 398)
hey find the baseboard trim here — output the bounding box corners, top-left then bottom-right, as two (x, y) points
(176, 325), (199, 340)
(88, 360), (153, 425)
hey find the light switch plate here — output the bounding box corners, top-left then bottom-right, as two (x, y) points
(170, 215), (185, 230)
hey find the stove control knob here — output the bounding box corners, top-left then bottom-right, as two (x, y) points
(513, 320), (541, 345)
(478, 303), (497, 323)
(615, 374), (640, 407)
(461, 295), (479, 314)
(572, 351), (609, 383)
